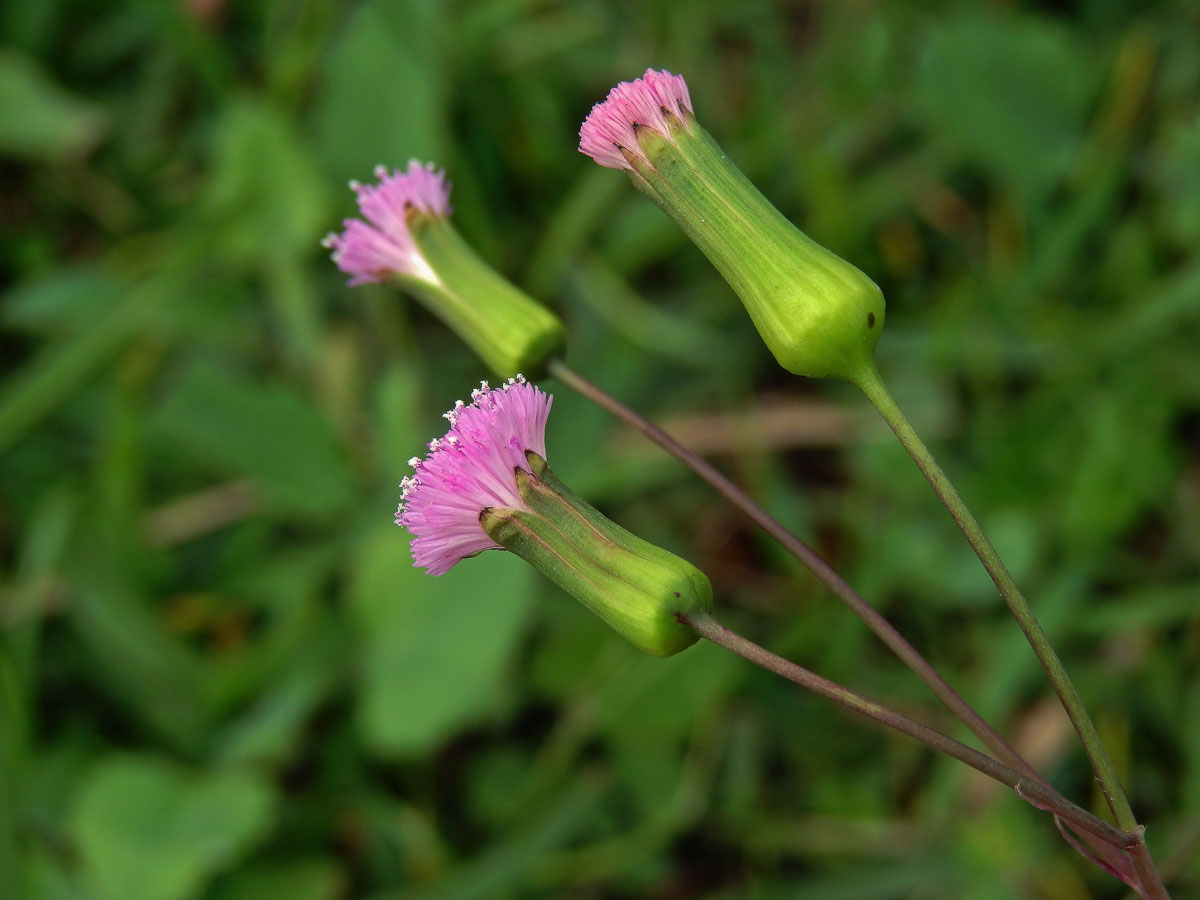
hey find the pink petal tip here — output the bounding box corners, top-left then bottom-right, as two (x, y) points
(396, 376), (553, 575)
(324, 160), (452, 286)
(579, 68), (693, 171)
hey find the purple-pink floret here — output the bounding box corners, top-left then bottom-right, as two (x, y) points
(397, 376), (553, 576)
(323, 160), (452, 286)
(579, 68), (693, 171)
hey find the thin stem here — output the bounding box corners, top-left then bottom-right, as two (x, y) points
(681, 610), (1132, 851)
(854, 363), (1169, 899)
(547, 359), (1036, 779)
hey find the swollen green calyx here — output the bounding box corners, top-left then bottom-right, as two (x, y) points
(579, 70), (884, 383)
(406, 219), (565, 378)
(631, 118), (884, 383)
(481, 452), (711, 657)
(325, 161), (565, 379)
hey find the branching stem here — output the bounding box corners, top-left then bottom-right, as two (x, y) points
(853, 362), (1168, 899)
(680, 610), (1131, 851)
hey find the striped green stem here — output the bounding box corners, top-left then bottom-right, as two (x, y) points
(853, 362), (1168, 900)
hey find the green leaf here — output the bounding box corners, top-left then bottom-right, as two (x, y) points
(913, 15), (1094, 201)
(67, 558), (209, 749)
(1154, 112), (1200, 244)
(593, 641), (739, 812)
(0, 50), (105, 159)
(312, 0), (446, 186)
(69, 756), (276, 900)
(209, 858), (344, 900)
(214, 663), (335, 767)
(200, 96), (330, 262)
(399, 777), (602, 900)
(1, 267), (126, 336)
(0, 651), (28, 900)
(348, 525), (534, 758)
(151, 361), (355, 518)
(25, 846), (86, 900)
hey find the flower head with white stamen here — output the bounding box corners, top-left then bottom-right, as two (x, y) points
(394, 375), (712, 657)
(396, 376), (551, 576)
(323, 160), (450, 287)
(323, 162), (565, 377)
(579, 68), (694, 171)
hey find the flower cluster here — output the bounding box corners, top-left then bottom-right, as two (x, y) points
(579, 68), (693, 171)
(323, 160), (451, 286)
(396, 376), (552, 576)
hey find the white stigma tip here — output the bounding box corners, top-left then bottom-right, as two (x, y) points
(442, 400), (464, 424)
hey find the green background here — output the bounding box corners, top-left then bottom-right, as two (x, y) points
(2, 1), (1198, 898)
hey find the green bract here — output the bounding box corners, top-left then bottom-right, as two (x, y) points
(481, 452), (711, 657)
(404, 219), (566, 378)
(627, 116), (885, 383)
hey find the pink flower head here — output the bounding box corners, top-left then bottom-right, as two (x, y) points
(396, 376), (553, 575)
(579, 68), (694, 171)
(323, 160), (452, 286)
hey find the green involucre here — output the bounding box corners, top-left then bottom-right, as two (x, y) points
(481, 453), (711, 657)
(402, 219), (566, 378)
(630, 119), (884, 383)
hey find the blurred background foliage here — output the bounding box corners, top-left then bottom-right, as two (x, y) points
(1, 0), (1198, 898)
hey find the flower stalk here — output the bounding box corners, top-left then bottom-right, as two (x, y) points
(853, 362), (1169, 899)
(548, 358), (1162, 887)
(547, 360), (1035, 772)
(680, 610), (1133, 852)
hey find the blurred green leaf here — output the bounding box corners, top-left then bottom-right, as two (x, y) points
(0, 651), (28, 900)
(69, 755), (276, 900)
(1154, 111), (1200, 244)
(151, 361), (355, 517)
(349, 525), (534, 758)
(0, 287), (153, 452)
(1, 267), (125, 336)
(594, 641), (738, 812)
(1183, 681), (1200, 814)
(214, 662), (335, 768)
(0, 50), (105, 159)
(25, 846), (86, 900)
(210, 858), (343, 900)
(395, 776), (602, 900)
(1057, 381), (1174, 553)
(913, 15), (1093, 201)
(374, 360), (424, 472)
(201, 96), (329, 262)
(313, 0), (446, 186)
(67, 559), (209, 748)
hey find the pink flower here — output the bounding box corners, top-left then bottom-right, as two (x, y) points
(396, 376), (553, 575)
(323, 160), (452, 286)
(579, 68), (694, 171)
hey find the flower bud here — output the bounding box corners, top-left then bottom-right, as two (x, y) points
(325, 161), (565, 378)
(397, 377), (711, 657)
(580, 70), (884, 384)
